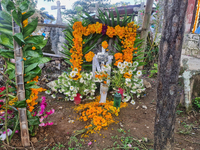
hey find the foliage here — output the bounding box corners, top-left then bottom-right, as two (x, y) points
(149, 63), (158, 78)
(0, 0), (51, 138)
(53, 72), (97, 101)
(111, 61), (145, 101)
(192, 97), (200, 111)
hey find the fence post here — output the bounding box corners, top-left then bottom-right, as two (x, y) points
(12, 15), (30, 147)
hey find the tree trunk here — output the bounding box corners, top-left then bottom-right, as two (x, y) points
(12, 17), (30, 147)
(154, 0), (188, 150)
(138, 0), (154, 70)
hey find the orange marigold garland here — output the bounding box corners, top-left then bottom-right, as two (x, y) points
(192, 0), (200, 33)
(74, 96), (127, 135)
(85, 51), (95, 62)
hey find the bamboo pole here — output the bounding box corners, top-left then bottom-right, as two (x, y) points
(138, 0), (154, 70)
(12, 16), (30, 147)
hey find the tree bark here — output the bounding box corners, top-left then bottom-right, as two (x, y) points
(12, 17), (30, 147)
(138, 0), (154, 70)
(154, 0), (188, 150)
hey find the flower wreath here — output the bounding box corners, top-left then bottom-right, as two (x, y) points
(69, 21), (139, 80)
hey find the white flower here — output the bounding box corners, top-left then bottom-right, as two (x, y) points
(91, 93), (95, 96)
(125, 78), (131, 82)
(128, 62), (132, 67)
(137, 94), (140, 98)
(131, 90), (136, 94)
(121, 64), (125, 69)
(80, 78), (84, 83)
(128, 70), (133, 75)
(117, 62), (123, 68)
(136, 89), (142, 93)
(72, 93), (77, 97)
(119, 68), (124, 74)
(136, 70), (142, 77)
(70, 86), (74, 91)
(123, 93), (127, 96)
(45, 90), (51, 95)
(123, 61), (128, 66)
(70, 71), (77, 78)
(58, 89), (62, 93)
(133, 61), (139, 67)
(80, 96), (83, 98)
(51, 94), (56, 99)
(70, 97), (74, 101)
(74, 68), (78, 72)
(130, 100), (136, 105)
(84, 89), (89, 93)
(122, 96), (131, 102)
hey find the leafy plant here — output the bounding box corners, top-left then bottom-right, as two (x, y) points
(192, 97), (200, 111)
(149, 63), (158, 78)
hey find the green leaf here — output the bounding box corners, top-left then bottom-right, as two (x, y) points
(25, 63), (38, 73)
(24, 50), (42, 57)
(24, 66), (41, 82)
(25, 84), (40, 89)
(0, 11), (12, 23)
(0, 49), (14, 58)
(25, 35), (44, 45)
(37, 39), (47, 49)
(14, 100), (26, 108)
(23, 18), (38, 38)
(0, 27), (13, 36)
(6, 60), (15, 69)
(13, 33), (25, 46)
(0, 34), (13, 49)
(25, 57), (51, 65)
(12, 9), (22, 28)
(22, 10), (35, 21)
(115, 8), (120, 25)
(27, 111), (40, 126)
(0, 23), (12, 29)
(19, 1), (29, 12)
(6, 1), (15, 12)
(9, 69), (15, 80)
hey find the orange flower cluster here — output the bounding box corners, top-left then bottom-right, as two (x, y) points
(102, 41), (108, 49)
(22, 12), (28, 28)
(106, 26), (115, 38)
(26, 76), (46, 112)
(192, 0), (200, 33)
(114, 53), (123, 66)
(74, 95), (127, 134)
(70, 22), (103, 72)
(123, 72), (132, 79)
(121, 22), (138, 62)
(85, 51), (95, 62)
(95, 72), (108, 80)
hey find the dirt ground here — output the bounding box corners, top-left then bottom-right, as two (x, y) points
(2, 78), (200, 150)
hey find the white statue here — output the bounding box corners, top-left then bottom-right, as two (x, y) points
(92, 47), (113, 103)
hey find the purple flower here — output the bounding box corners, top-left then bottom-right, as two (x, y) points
(15, 130), (19, 133)
(39, 123), (46, 127)
(47, 122), (53, 126)
(127, 144), (132, 147)
(101, 24), (107, 35)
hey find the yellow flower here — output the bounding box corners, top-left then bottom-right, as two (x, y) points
(32, 47), (36, 50)
(102, 41), (108, 49)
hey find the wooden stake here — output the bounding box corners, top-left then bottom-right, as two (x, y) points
(12, 15), (30, 147)
(138, 0), (154, 70)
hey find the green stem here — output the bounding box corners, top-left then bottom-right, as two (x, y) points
(5, 83), (9, 145)
(9, 115), (19, 142)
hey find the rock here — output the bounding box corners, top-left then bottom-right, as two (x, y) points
(119, 122), (123, 127)
(56, 63), (61, 70)
(143, 80), (151, 88)
(38, 63), (44, 69)
(46, 81), (57, 92)
(55, 60), (60, 65)
(144, 137), (148, 142)
(58, 106), (62, 109)
(31, 137), (38, 143)
(51, 61), (55, 65)
(142, 105), (147, 109)
(136, 106), (140, 110)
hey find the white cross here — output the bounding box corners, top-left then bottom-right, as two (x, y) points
(51, 0), (65, 24)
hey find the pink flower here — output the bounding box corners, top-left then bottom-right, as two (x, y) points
(88, 141), (92, 146)
(33, 111), (37, 116)
(127, 144), (132, 147)
(0, 100), (4, 103)
(39, 123), (46, 127)
(47, 122), (53, 126)
(15, 130), (19, 133)
(141, 13), (143, 15)
(156, 11), (158, 13)
(40, 116), (44, 122)
(46, 109), (55, 115)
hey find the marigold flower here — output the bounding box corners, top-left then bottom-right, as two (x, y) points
(32, 46), (36, 50)
(102, 41), (108, 49)
(84, 51), (95, 62)
(23, 58), (26, 61)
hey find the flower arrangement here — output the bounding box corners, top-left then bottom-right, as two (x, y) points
(54, 72), (97, 101)
(111, 61), (145, 102)
(74, 95), (127, 135)
(94, 64), (111, 86)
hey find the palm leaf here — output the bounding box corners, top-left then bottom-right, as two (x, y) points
(115, 8), (120, 26)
